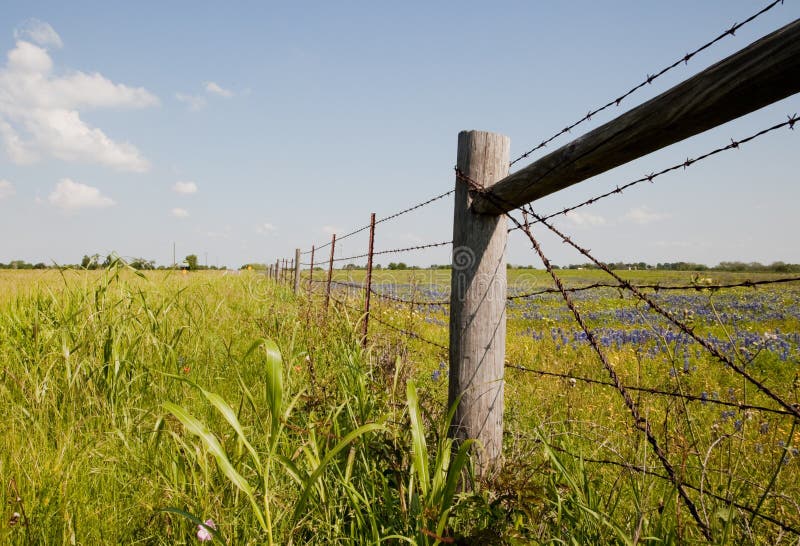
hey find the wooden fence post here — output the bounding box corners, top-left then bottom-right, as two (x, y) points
(325, 234), (336, 311)
(294, 249), (301, 293)
(362, 213), (376, 347)
(275, 259), (280, 282)
(448, 130), (510, 478)
(308, 246), (315, 294)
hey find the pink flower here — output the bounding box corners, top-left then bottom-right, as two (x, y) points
(196, 518), (216, 542)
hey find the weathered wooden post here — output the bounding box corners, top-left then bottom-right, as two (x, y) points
(325, 234), (336, 311)
(293, 248), (301, 293)
(362, 213), (376, 347)
(275, 259), (281, 282)
(448, 130), (510, 477)
(308, 246), (315, 293)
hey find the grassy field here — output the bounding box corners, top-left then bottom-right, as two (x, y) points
(1, 263), (799, 544)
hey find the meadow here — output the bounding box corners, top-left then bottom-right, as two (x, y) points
(1, 263), (799, 544)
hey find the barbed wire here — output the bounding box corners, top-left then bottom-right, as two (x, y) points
(303, 189), (454, 255)
(535, 440), (800, 536)
(508, 0), (787, 168)
(506, 275), (800, 300)
(332, 240), (452, 263)
(514, 204), (800, 421)
(508, 115), (798, 233)
(369, 288), (450, 307)
(371, 313), (449, 352)
(505, 364), (795, 416)
(513, 211), (712, 539)
(328, 288), (448, 351)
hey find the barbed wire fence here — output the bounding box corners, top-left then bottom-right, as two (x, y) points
(266, 4), (800, 541)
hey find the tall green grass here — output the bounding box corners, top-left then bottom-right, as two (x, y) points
(2, 262), (798, 543)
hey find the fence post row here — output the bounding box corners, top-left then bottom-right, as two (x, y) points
(362, 213), (377, 347)
(449, 130), (510, 478)
(325, 233), (336, 311)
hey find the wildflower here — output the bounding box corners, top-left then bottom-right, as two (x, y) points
(700, 391), (708, 404)
(9, 512), (20, 526)
(197, 519), (217, 542)
(734, 420), (743, 432)
(760, 422), (769, 434)
(431, 370), (441, 382)
(183, 366), (191, 374)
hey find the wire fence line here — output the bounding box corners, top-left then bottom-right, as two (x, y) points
(508, 114), (798, 233)
(266, 8), (800, 538)
(302, 188), (454, 255)
(508, 0), (787, 167)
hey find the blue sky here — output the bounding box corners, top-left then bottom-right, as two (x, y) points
(1, 1), (798, 268)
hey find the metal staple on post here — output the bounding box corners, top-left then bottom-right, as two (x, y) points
(325, 234), (336, 311)
(362, 213), (376, 347)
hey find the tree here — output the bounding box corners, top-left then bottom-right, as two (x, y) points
(185, 254), (199, 271)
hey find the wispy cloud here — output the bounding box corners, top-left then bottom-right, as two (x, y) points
(171, 207), (189, 218)
(562, 210), (606, 227)
(173, 180), (198, 194)
(623, 206), (671, 225)
(204, 81), (233, 98)
(14, 19), (63, 49)
(0, 179), (15, 199)
(0, 24), (157, 171)
(175, 93), (207, 111)
(48, 178), (115, 210)
(256, 223), (276, 234)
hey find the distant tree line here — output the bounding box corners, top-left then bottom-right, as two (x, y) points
(0, 254), (226, 271)
(555, 261), (800, 273)
(2, 258), (798, 273)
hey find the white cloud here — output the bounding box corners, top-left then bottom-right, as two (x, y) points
(14, 19), (63, 49)
(175, 92), (207, 111)
(623, 206), (671, 225)
(0, 28), (158, 171)
(562, 210), (606, 227)
(256, 223), (276, 234)
(48, 178), (115, 210)
(204, 81), (233, 98)
(171, 207), (189, 218)
(0, 179), (15, 199)
(173, 181), (198, 194)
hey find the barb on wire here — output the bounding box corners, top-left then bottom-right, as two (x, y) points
(505, 364), (795, 417)
(507, 275), (800, 300)
(333, 240), (452, 263)
(509, 116), (798, 233)
(516, 203), (800, 421)
(509, 0), (787, 167)
(303, 189), (454, 255)
(513, 212), (712, 539)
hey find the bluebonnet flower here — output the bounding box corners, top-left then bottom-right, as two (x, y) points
(431, 370), (441, 382)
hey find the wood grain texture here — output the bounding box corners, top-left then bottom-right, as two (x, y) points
(448, 130), (510, 476)
(473, 18), (800, 214)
